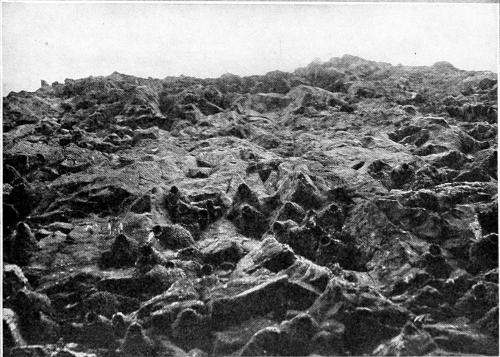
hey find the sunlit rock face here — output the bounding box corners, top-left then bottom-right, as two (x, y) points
(2, 55), (498, 356)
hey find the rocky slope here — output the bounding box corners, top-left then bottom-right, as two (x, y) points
(2, 54), (498, 356)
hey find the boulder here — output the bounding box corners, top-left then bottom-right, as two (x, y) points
(119, 322), (155, 356)
(6, 222), (38, 266)
(308, 279), (410, 354)
(248, 237), (297, 273)
(3, 265), (30, 298)
(152, 224), (196, 250)
(373, 322), (438, 356)
(3, 308), (26, 349)
(424, 321), (498, 355)
(275, 201), (306, 224)
(198, 238), (246, 266)
(469, 233), (498, 273)
(99, 234), (139, 268)
(212, 317), (276, 356)
(210, 276), (319, 328)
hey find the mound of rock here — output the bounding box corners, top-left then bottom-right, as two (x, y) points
(2, 55), (497, 356)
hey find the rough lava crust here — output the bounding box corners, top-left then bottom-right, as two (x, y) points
(3, 55), (498, 357)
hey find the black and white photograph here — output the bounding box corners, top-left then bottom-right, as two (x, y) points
(1, 1), (499, 356)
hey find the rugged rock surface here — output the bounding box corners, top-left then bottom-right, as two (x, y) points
(2, 55), (498, 356)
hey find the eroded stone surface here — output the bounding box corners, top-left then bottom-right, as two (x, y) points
(2, 55), (497, 356)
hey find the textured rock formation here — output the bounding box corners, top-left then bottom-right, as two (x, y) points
(2, 55), (497, 356)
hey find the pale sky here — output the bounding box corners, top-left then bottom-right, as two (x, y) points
(2, 2), (498, 93)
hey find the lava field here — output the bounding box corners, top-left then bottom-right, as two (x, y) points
(2, 55), (498, 356)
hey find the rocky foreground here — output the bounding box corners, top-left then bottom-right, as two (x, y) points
(2, 55), (498, 356)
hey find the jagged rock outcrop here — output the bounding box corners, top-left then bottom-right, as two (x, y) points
(2, 55), (497, 356)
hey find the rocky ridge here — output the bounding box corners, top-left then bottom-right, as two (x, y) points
(2, 54), (498, 356)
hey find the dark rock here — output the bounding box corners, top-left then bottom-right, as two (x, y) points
(171, 308), (209, 348)
(34, 229), (52, 240)
(4, 164), (23, 184)
(210, 276), (319, 329)
(81, 312), (117, 348)
(418, 246), (452, 279)
(278, 313), (320, 355)
(373, 322), (438, 356)
(430, 150), (470, 170)
(2, 57), (499, 356)
(199, 238), (246, 265)
(475, 306), (499, 338)
(3, 203), (20, 234)
(147, 299), (207, 332)
(187, 167), (212, 179)
(453, 167), (491, 182)
(200, 264), (213, 276)
(238, 326), (282, 356)
(239, 313), (320, 356)
(212, 317), (275, 356)
(152, 224), (196, 250)
(367, 160), (393, 188)
(3, 265), (30, 299)
(390, 162), (415, 188)
(134, 243), (172, 274)
(284, 172), (326, 209)
(120, 322), (155, 356)
(250, 237), (297, 273)
(316, 202), (344, 232)
(232, 204), (268, 239)
(424, 321), (498, 355)
(314, 235), (365, 271)
(111, 312), (131, 338)
(82, 290), (139, 318)
(132, 126), (159, 142)
(403, 189), (441, 212)
(273, 218), (324, 260)
(99, 233), (139, 268)
(258, 192), (283, 216)
(465, 123), (497, 141)
(447, 103), (497, 124)
(389, 125), (422, 143)
(455, 281), (498, 321)
(476, 202), (498, 234)
(44, 222), (74, 234)
(434, 182), (496, 208)
(130, 193), (153, 213)
(142, 265), (188, 295)
(469, 233), (498, 273)
(58, 158), (91, 174)
(6, 223), (38, 266)
(275, 201), (306, 224)
(478, 77), (497, 90)
(474, 149), (497, 179)
(407, 285), (445, 309)
(308, 279), (410, 354)
(11, 295), (60, 344)
(230, 183), (261, 212)
(11, 289), (55, 320)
